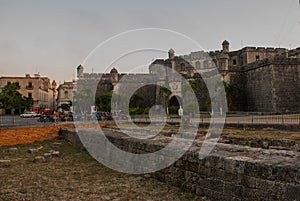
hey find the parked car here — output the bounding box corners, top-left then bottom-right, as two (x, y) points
(20, 111), (40, 118)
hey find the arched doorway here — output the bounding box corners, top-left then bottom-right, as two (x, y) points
(168, 95), (182, 114)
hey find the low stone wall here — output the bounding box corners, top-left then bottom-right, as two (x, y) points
(60, 128), (300, 201)
(219, 135), (299, 151)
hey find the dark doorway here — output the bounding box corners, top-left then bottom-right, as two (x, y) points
(168, 96), (182, 114)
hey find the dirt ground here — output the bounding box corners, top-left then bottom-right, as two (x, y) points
(0, 140), (208, 201)
(0, 124), (74, 146)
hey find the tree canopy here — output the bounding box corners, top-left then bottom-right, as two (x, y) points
(0, 82), (33, 113)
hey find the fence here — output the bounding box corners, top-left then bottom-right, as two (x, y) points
(1, 112), (299, 128)
(130, 112), (300, 126)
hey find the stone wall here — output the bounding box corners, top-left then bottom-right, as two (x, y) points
(272, 58), (300, 112)
(241, 58), (300, 112)
(244, 63), (274, 112)
(60, 128), (300, 201)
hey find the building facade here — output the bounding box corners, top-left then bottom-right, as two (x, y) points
(56, 81), (76, 108)
(0, 73), (56, 114)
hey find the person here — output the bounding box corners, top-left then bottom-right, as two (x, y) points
(178, 106), (183, 117)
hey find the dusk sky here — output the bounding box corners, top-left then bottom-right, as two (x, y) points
(0, 0), (299, 83)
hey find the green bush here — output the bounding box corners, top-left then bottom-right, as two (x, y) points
(144, 107), (150, 114)
(183, 102), (199, 114)
(168, 106), (179, 114)
(129, 107), (144, 115)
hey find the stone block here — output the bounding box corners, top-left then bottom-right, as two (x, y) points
(51, 151), (60, 157)
(33, 156), (46, 163)
(0, 159), (11, 167)
(184, 161), (200, 172)
(8, 147), (18, 153)
(286, 184), (300, 201)
(244, 161), (272, 179)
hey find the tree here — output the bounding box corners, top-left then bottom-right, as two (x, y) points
(22, 96), (34, 110)
(182, 80), (198, 103)
(0, 82), (33, 114)
(207, 80), (240, 111)
(59, 101), (72, 112)
(95, 92), (112, 112)
(159, 86), (171, 111)
(129, 94), (144, 108)
(74, 87), (93, 114)
(222, 81), (240, 110)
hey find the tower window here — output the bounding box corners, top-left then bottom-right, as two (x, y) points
(64, 91), (69, 98)
(180, 63), (185, 71)
(233, 59), (237, 65)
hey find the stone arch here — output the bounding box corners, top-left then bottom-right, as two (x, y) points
(168, 95), (183, 114)
(168, 95), (183, 107)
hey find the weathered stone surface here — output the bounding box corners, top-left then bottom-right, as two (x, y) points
(43, 153), (52, 159)
(28, 146), (43, 153)
(33, 156), (46, 163)
(51, 151), (60, 157)
(8, 147), (18, 153)
(51, 142), (62, 148)
(0, 159), (11, 167)
(28, 148), (38, 153)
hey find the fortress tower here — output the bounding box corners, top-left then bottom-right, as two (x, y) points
(77, 65), (84, 78)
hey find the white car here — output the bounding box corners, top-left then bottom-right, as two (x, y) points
(20, 111), (40, 118)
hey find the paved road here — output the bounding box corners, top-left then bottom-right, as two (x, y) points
(0, 115), (53, 128)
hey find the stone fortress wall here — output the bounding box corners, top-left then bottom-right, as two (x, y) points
(76, 41), (300, 113)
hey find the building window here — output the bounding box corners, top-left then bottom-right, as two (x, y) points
(28, 93), (32, 98)
(64, 91), (69, 99)
(195, 61), (201, 69)
(7, 81), (11, 85)
(26, 82), (33, 90)
(204, 60), (209, 68)
(233, 59), (237, 65)
(180, 63), (185, 71)
(256, 55), (260, 61)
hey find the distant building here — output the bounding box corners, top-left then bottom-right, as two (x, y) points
(57, 81), (76, 108)
(0, 73), (56, 114)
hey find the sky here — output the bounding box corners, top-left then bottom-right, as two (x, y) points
(0, 0), (299, 83)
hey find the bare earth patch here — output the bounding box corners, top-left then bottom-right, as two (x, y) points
(0, 124), (74, 146)
(0, 140), (208, 201)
